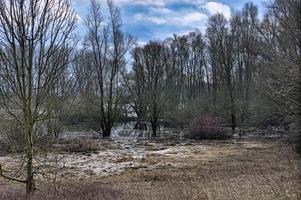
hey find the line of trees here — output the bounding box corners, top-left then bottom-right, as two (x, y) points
(72, 0), (299, 139)
(125, 1), (300, 138)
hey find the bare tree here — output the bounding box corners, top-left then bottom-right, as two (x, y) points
(207, 14), (237, 133)
(132, 42), (170, 137)
(258, 0), (300, 150)
(233, 3), (259, 128)
(85, 0), (135, 137)
(0, 0), (77, 194)
(258, 0), (300, 122)
(125, 47), (148, 129)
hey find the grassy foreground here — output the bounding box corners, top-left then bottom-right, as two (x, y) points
(0, 139), (300, 200)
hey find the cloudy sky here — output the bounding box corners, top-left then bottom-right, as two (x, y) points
(72, 0), (266, 44)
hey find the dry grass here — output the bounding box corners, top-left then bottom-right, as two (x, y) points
(55, 138), (103, 153)
(104, 140), (301, 200)
(0, 139), (300, 200)
(0, 184), (122, 200)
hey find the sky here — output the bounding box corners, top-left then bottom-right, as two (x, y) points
(72, 0), (266, 45)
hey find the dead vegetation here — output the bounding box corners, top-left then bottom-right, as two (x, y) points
(0, 139), (300, 200)
(56, 139), (102, 153)
(186, 115), (231, 140)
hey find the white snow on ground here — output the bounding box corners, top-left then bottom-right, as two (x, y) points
(0, 125), (194, 180)
(59, 131), (99, 139)
(61, 152), (141, 177)
(0, 124), (283, 182)
(56, 140), (209, 178)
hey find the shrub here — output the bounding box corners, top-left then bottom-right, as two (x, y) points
(2, 119), (27, 152)
(186, 115), (231, 140)
(61, 139), (100, 153)
(45, 119), (63, 138)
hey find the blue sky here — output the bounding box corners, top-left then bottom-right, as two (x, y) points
(72, 0), (266, 45)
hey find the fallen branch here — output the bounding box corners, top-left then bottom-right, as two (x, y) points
(0, 164), (27, 184)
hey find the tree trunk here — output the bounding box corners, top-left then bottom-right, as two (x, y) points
(103, 131), (111, 138)
(134, 113), (142, 130)
(26, 155), (34, 195)
(151, 121), (157, 137)
(231, 112), (236, 134)
(26, 129), (34, 195)
(102, 123), (112, 138)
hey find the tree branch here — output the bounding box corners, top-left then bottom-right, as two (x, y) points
(0, 164), (27, 184)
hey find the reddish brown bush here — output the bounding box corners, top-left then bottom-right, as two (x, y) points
(186, 115), (231, 140)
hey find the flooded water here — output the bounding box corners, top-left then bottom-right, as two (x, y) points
(0, 122), (288, 185)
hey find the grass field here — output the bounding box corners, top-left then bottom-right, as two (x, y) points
(0, 138), (300, 200)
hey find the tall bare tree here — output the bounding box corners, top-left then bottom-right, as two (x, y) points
(258, 0), (300, 122)
(0, 0), (77, 194)
(127, 47), (148, 129)
(207, 14), (237, 133)
(234, 3), (259, 127)
(85, 0), (134, 137)
(132, 42), (170, 137)
(258, 0), (300, 150)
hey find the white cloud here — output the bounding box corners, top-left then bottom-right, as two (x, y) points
(73, 0), (204, 8)
(137, 41), (147, 46)
(148, 7), (173, 15)
(116, 0), (165, 7)
(203, 2), (231, 19)
(134, 14), (167, 25)
(182, 12), (207, 24)
(134, 10), (207, 28)
(82, 0), (166, 7)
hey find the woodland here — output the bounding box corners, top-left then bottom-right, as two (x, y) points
(0, 0), (300, 199)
